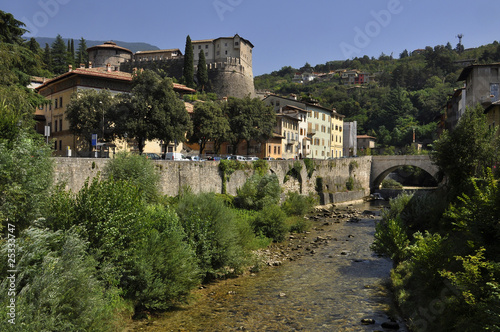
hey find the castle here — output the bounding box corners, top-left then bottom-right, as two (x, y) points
(89, 34), (255, 98)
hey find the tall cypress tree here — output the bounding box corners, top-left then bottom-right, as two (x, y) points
(183, 35), (194, 88)
(75, 37), (89, 67)
(43, 43), (52, 73)
(51, 34), (68, 75)
(196, 49), (208, 92)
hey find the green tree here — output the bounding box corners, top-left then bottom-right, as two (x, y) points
(65, 89), (115, 152)
(183, 35), (194, 88)
(196, 49), (209, 91)
(43, 43), (52, 72)
(431, 104), (500, 194)
(0, 10), (26, 45)
(189, 101), (229, 155)
(51, 34), (68, 75)
(111, 70), (192, 153)
(223, 96), (276, 155)
(75, 37), (88, 67)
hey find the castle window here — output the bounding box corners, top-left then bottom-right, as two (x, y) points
(55, 99), (58, 109)
(217, 51), (220, 56)
(205, 52), (208, 57)
(198, 45), (201, 49)
(225, 43), (227, 47)
(205, 45), (208, 49)
(235, 42), (239, 46)
(225, 50), (228, 55)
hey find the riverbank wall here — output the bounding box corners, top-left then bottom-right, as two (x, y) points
(53, 157), (372, 201)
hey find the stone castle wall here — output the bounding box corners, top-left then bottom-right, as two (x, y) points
(120, 57), (255, 98)
(53, 157), (372, 203)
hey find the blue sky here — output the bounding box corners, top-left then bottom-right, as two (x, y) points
(3, 0), (500, 75)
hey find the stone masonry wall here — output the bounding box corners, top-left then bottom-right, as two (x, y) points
(53, 157), (372, 203)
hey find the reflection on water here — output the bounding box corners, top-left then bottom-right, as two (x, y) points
(128, 202), (407, 332)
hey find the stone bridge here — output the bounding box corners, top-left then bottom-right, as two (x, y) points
(370, 155), (440, 191)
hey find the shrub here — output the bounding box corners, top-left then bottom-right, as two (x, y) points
(252, 159), (269, 176)
(0, 132), (53, 231)
(236, 173), (281, 210)
(104, 151), (160, 203)
(288, 216), (312, 234)
(176, 192), (250, 280)
(282, 191), (317, 216)
(382, 178), (403, 189)
(131, 205), (201, 310)
(346, 176), (355, 191)
(0, 227), (129, 331)
(252, 204), (288, 242)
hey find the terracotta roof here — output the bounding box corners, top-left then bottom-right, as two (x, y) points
(35, 68), (133, 91)
(357, 135), (376, 139)
(136, 48), (182, 55)
(173, 83), (196, 94)
(87, 41), (133, 54)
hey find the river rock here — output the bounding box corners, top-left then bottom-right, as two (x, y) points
(361, 318), (375, 325)
(381, 321), (400, 329)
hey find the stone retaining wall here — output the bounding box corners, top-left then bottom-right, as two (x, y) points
(53, 157), (372, 203)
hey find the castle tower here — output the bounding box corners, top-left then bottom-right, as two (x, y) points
(87, 41), (133, 70)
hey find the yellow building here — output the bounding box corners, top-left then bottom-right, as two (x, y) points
(330, 109), (345, 158)
(35, 66), (195, 157)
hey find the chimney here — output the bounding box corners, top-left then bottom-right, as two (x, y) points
(106, 63), (111, 72)
(89, 61), (92, 69)
(68, 64), (73, 72)
(80, 63), (85, 69)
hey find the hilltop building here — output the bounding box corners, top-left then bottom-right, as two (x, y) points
(121, 34), (255, 98)
(87, 41), (133, 70)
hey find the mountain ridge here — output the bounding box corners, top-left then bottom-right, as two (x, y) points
(34, 37), (160, 53)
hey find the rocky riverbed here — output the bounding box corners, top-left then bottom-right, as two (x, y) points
(126, 202), (408, 332)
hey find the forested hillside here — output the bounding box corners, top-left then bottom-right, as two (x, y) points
(255, 42), (500, 150)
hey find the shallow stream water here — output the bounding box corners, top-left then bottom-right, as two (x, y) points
(127, 202), (408, 331)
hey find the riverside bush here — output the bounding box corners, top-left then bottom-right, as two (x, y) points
(0, 227), (129, 331)
(131, 205), (201, 310)
(252, 204), (288, 242)
(176, 192), (250, 280)
(104, 151), (160, 203)
(236, 173), (281, 210)
(282, 191), (317, 216)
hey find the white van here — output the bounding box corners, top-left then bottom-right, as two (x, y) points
(165, 152), (186, 160)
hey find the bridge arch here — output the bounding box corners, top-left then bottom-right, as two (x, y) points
(370, 155), (440, 192)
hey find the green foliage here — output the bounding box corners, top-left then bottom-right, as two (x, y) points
(219, 159), (247, 194)
(0, 227), (129, 331)
(252, 204), (288, 242)
(110, 70), (193, 153)
(346, 176), (355, 191)
(303, 158), (315, 178)
(236, 173), (281, 210)
(288, 216), (312, 234)
(282, 191), (317, 216)
(431, 105), (500, 196)
(0, 132), (53, 231)
(176, 192), (250, 280)
(183, 35), (194, 88)
(131, 205), (201, 310)
(189, 101), (229, 155)
(252, 159), (269, 176)
(104, 151), (161, 203)
(222, 96), (276, 155)
(196, 49), (208, 91)
(65, 89), (115, 150)
(381, 178), (403, 189)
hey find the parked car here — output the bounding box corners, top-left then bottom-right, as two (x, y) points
(246, 156), (259, 161)
(165, 152), (187, 160)
(144, 152), (161, 160)
(228, 155), (246, 161)
(185, 155), (205, 161)
(263, 157), (275, 160)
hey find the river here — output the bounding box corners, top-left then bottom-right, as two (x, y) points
(126, 201), (408, 332)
